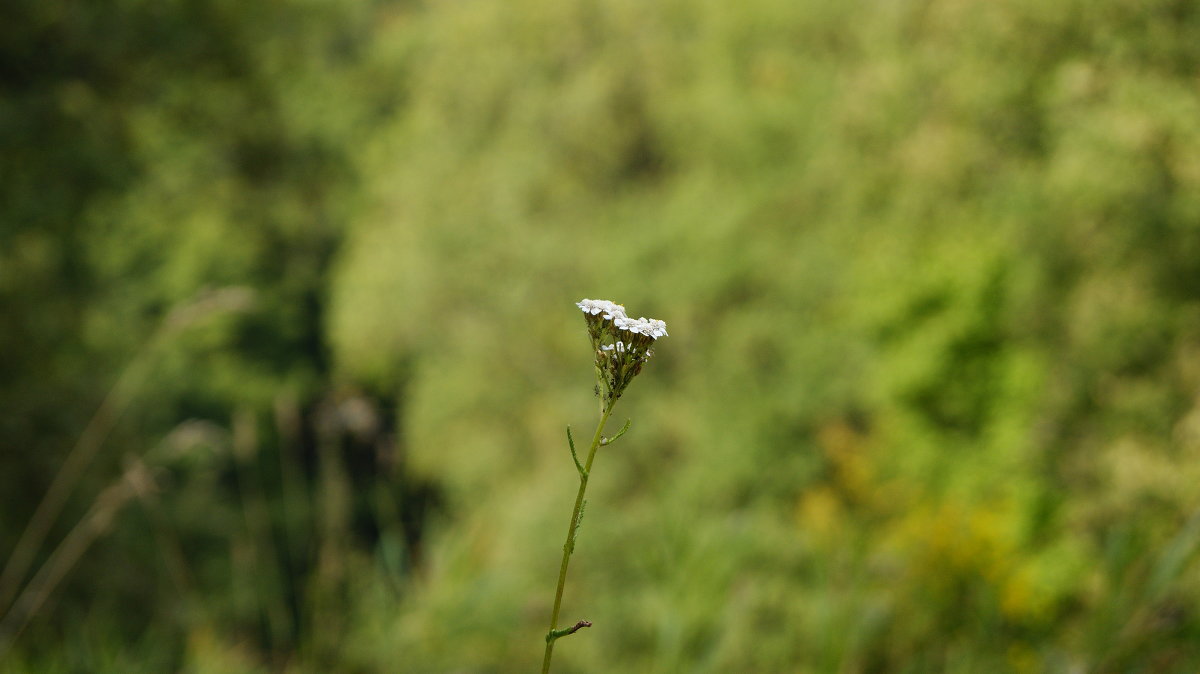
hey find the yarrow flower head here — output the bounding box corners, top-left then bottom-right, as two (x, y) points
(576, 298), (668, 408)
(576, 299), (625, 319)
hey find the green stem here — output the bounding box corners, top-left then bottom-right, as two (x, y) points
(542, 404), (614, 674)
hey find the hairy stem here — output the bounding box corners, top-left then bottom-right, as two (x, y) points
(542, 404), (614, 674)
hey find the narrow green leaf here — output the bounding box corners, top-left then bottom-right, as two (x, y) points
(567, 426), (586, 477)
(601, 419), (632, 446)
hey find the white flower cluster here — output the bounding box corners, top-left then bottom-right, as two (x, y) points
(614, 316), (668, 340)
(576, 298), (668, 405)
(577, 299), (668, 340)
(576, 299), (625, 320)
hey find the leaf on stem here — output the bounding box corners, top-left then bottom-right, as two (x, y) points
(546, 620), (593, 643)
(567, 426), (587, 477)
(600, 419), (632, 446)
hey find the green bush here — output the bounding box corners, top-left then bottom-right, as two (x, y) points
(4, 0), (1200, 671)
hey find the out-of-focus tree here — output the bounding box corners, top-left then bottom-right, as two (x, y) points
(1, 0), (426, 669)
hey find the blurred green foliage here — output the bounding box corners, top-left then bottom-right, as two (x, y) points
(4, 0), (1200, 671)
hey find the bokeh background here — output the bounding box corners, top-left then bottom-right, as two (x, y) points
(5, 0), (1200, 671)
